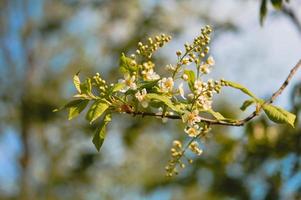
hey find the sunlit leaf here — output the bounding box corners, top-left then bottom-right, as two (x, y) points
(184, 70), (195, 91)
(263, 104), (296, 127)
(146, 93), (182, 113)
(109, 82), (126, 93)
(205, 109), (225, 120)
(68, 99), (89, 120)
(119, 53), (137, 74)
(73, 73), (81, 93)
(80, 78), (92, 95)
(240, 99), (255, 111)
(92, 114), (111, 151)
(224, 80), (258, 100)
(86, 100), (110, 123)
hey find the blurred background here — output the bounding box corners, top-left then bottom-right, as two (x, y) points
(1, 0), (301, 199)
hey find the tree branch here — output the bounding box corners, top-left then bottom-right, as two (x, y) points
(122, 59), (301, 126)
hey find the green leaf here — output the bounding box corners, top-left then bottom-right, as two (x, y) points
(68, 99), (89, 120)
(184, 70), (195, 91)
(119, 53), (137, 74)
(240, 99), (255, 111)
(86, 100), (110, 123)
(260, 0), (268, 26)
(224, 80), (258, 100)
(92, 114), (111, 151)
(109, 82), (126, 93)
(205, 109), (225, 120)
(271, 0), (282, 9)
(138, 80), (160, 90)
(262, 104), (296, 127)
(80, 78), (92, 95)
(146, 93), (182, 113)
(73, 73), (81, 93)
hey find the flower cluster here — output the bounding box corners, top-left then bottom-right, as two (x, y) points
(107, 26), (221, 176)
(62, 25), (257, 177)
(136, 34), (172, 59)
(189, 141), (203, 155)
(92, 73), (108, 93)
(165, 140), (184, 177)
(141, 61), (160, 81)
(60, 24), (297, 178)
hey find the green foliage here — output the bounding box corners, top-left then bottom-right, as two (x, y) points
(262, 104), (296, 127)
(119, 53), (137, 74)
(109, 82), (126, 94)
(259, 0), (290, 25)
(206, 109), (225, 120)
(271, 0), (283, 9)
(240, 99), (255, 111)
(146, 93), (182, 113)
(73, 73), (81, 93)
(184, 69), (195, 91)
(260, 0), (268, 25)
(223, 80), (259, 100)
(92, 114), (112, 151)
(68, 99), (89, 120)
(86, 100), (110, 124)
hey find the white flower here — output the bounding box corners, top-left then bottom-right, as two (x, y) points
(185, 125), (200, 137)
(119, 74), (137, 92)
(178, 83), (186, 99)
(165, 64), (175, 71)
(207, 56), (215, 66)
(182, 110), (201, 127)
(182, 74), (189, 81)
(197, 95), (212, 110)
(135, 88), (149, 108)
(200, 63), (210, 74)
(142, 69), (160, 80)
(158, 77), (174, 93)
(194, 80), (203, 94)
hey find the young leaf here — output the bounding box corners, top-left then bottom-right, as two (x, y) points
(86, 100), (110, 123)
(68, 99), (89, 120)
(262, 104), (296, 127)
(271, 0), (282, 9)
(73, 73), (81, 93)
(260, 0), (268, 25)
(119, 53), (137, 74)
(224, 80), (258, 100)
(205, 109), (225, 120)
(109, 82), (126, 93)
(80, 78), (92, 95)
(146, 93), (182, 113)
(138, 79), (160, 90)
(92, 114), (112, 151)
(240, 99), (255, 111)
(184, 70), (195, 91)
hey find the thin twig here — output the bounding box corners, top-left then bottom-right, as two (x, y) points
(122, 59), (301, 126)
(268, 59), (301, 104)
